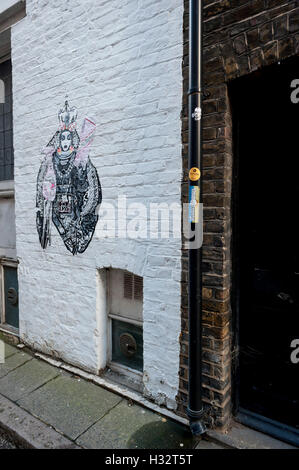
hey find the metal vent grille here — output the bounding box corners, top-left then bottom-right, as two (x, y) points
(124, 272), (133, 299)
(123, 272), (143, 301)
(134, 275), (143, 301)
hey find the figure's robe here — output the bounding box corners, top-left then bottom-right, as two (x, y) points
(36, 150), (101, 254)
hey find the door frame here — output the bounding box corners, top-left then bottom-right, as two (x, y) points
(0, 257), (19, 335)
(229, 60), (299, 447)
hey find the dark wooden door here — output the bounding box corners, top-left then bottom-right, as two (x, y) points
(230, 57), (299, 436)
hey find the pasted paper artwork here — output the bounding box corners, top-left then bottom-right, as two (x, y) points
(36, 100), (102, 255)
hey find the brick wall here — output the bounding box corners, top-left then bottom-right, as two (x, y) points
(11, 0), (184, 410)
(178, 0), (299, 428)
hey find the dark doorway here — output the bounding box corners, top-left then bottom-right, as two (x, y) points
(230, 56), (299, 445)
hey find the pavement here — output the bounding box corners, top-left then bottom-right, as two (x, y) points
(0, 336), (216, 450)
(0, 336), (295, 450)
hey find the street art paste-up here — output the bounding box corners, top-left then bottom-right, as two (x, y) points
(36, 100), (102, 255)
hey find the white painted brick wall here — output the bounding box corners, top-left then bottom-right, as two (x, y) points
(11, 0), (183, 410)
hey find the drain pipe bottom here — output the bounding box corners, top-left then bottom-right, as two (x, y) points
(187, 407), (207, 436)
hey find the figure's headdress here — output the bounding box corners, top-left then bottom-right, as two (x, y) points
(58, 100), (78, 131)
(47, 100), (80, 149)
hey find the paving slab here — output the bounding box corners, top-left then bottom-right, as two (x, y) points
(0, 334), (18, 359)
(4, 343), (18, 359)
(0, 351), (32, 379)
(0, 358), (59, 401)
(77, 400), (196, 449)
(127, 417), (195, 450)
(0, 393), (78, 449)
(18, 374), (123, 440)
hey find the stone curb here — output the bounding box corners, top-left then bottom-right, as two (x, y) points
(206, 425), (297, 450)
(0, 393), (80, 449)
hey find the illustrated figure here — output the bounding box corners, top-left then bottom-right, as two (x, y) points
(36, 100), (102, 255)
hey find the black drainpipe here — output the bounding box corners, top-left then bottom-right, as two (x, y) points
(187, 0), (206, 436)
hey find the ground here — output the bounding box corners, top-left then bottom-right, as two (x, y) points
(0, 338), (198, 449)
(0, 336), (295, 449)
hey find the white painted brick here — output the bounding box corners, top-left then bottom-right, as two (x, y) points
(12, 0), (183, 409)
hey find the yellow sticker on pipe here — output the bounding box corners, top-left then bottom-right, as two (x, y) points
(189, 167), (201, 181)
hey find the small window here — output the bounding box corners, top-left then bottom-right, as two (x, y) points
(107, 269), (143, 378)
(109, 269), (143, 324)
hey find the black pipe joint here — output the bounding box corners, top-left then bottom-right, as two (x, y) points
(187, 406), (207, 436)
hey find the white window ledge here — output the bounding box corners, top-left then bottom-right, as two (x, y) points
(0, 1), (23, 16)
(0, 0), (26, 34)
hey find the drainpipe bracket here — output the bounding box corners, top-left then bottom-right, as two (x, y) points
(188, 87), (210, 98)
